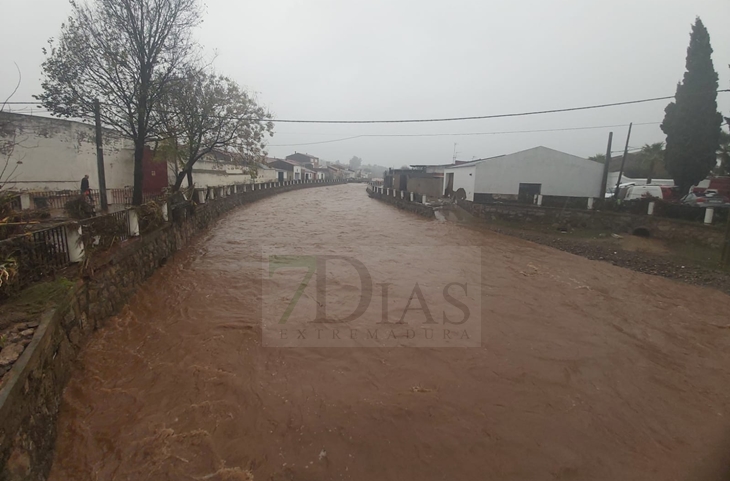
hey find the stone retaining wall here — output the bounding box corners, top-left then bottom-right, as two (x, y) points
(366, 184), (726, 250)
(367, 188), (435, 218)
(0, 180), (343, 481)
(458, 200), (726, 249)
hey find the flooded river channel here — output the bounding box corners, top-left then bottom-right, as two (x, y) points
(49, 183), (730, 481)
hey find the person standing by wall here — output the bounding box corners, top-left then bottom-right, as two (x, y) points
(80, 174), (93, 203)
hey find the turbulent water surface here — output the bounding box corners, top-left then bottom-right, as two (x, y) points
(49, 183), (730, 481)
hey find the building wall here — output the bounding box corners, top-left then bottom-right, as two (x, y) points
(445, 165), (477, 201)
(407, 176), (444, 198)
(1, 112), (135, 191)
(473, 147), (603, 198)
(189, 170), (252, 187)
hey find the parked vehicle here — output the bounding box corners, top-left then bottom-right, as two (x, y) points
(619, 184), (678, 201)
(606, 182), (635, 199)
(692, 177), (730, 198)
(681, 190), (730, 206)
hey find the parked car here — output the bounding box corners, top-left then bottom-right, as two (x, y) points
(681, 190), (730, 206)
(619, 185), (678, 201)
(606, 182), (635, 199)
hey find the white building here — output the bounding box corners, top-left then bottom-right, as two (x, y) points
(444, 146), (604, 203)
(0, 112), (135, 191)
(188, 151), (252, 188)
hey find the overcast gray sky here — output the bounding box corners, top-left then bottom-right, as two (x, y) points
(2, 0), (730, 167)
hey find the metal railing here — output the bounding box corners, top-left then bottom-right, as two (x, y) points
(0, 224), (70, 292)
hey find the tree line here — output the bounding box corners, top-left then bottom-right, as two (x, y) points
(35, 0), (273, 205)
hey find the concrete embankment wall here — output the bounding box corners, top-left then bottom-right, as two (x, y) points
(0, 180), (343, 481)
(368, 184), (725, 250)
(367, 188), (435, 218)
(458, 200), (726, 250)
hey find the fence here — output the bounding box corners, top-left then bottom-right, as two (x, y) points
(0, 224), (70, 294)
(80, 209), (132, 250)
(9, 188), (165, 212)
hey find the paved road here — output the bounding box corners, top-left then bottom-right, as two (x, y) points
(49, 183), (730, 480)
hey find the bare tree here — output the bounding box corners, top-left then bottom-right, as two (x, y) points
(159, 67), (273, 191)
(36, 0), (201, 205)
(1, 64), (23, 198)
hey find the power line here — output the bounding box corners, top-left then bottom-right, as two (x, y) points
(7, 89), (730, 124)
(268, 122), (661, 147)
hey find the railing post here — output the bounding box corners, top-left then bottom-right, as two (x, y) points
(536, 195), (543, 206)
(65, 224), (85, 263)
(128, 209), (140, 237)
(587, 198), (594, 210)
(410, 192), (414, 202)
(20, 193), (32, 210)
(705, 207), (714, 225)
(161, 202), (169, 222)
(197, 189), (206, 204)
(647, 201), (655, 215)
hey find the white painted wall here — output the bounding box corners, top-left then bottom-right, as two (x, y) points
(256, 167), (280, 183)
(1, 112), (135, 191)
(472, 147), (603, 198)
(444, 165), (477, 201)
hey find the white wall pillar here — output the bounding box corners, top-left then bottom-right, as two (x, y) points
(422, 194), (427, 204)
(208, 188), (215, 200)
(128, 209), (140, 237)
(197, 190), (206, 204)
(65, 224), (85, 263)
(587, 197), (594, 210)
(704, 207), (714, 225)
(536, 195), (543, 206)
(647, 201), (655, 215)
(20, 193), (32, 210)
(400, 191), (405, 199)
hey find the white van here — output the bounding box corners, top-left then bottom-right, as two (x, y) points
(620, 185), (675, 201)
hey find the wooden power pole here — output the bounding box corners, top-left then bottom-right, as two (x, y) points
(93, 99), (109, 212)
(598, 132), (613, 206)
(614, 122), (633, 197)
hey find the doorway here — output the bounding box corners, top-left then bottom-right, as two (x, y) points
(518, 183), (541, 204)
(445, 173), (454, 196)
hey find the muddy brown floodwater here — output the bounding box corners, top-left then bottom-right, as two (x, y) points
(49, 183), (730, 481)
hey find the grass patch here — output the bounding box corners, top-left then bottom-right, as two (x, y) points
(7, 278), (75, 316)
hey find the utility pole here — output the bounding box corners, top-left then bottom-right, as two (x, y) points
(598, 132), (613, 206)
(93, 99), (109, 212)
(614, 123), (633, 198)
(722, 217), (730, 268)
(452, 143), (459, 164)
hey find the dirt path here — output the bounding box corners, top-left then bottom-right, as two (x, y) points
(49, 184), (730, 481)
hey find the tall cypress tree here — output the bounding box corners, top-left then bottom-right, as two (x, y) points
(661, 17), (722, 194)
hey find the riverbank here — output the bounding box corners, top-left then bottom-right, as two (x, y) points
(0, 179), (344, 481)
(367, 187), (730, 295)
